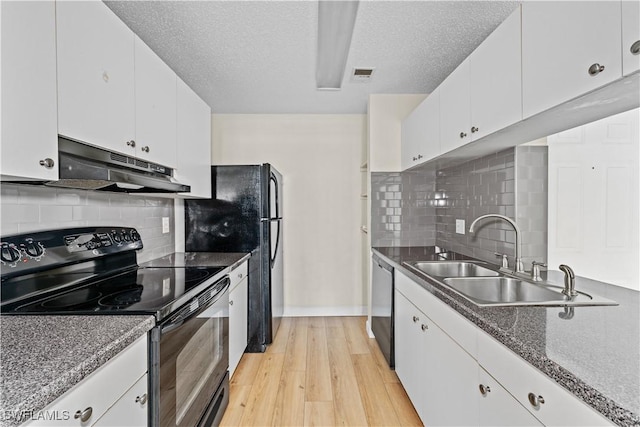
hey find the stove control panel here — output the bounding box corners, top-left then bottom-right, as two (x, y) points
(0, 227), (143, 276)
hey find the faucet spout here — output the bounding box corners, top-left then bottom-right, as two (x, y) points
(469, 214), (524, 273)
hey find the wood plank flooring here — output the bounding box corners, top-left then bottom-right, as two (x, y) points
(220, 316), (423, 426)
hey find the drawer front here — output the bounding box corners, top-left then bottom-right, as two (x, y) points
(395, 270), (477, 358)
(25, 335), (147, 427)
(92, 373), (148, 427)
(477, 329), (613, 426)
(229, 260), (248, 292)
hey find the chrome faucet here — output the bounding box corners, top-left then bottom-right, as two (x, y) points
(469, 214), (524, 273)
(559, 264), (577, 297)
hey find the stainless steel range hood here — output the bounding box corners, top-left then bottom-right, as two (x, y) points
(46, 138), (190, 193)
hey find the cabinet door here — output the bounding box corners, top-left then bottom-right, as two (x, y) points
(56, 0), (135, 155)
(176, 78), (212, 198)
(522, 1), (622, 119)
(229, 277), (248, 378)
(1, 0), (58, 181)
(394, 290), (427, 423)
(422, 318), (478, 427)
(469, 6), (522, 141)
(478, 366), (542, 427)
(439, 59), (471, 154)
(92, 374), (148, 427)
(401, 104), (422, 170)
(622, 0), (640, 76)
(134, 37), (177, 167)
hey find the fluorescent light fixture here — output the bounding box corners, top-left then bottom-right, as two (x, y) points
(316, 0), (360, 90)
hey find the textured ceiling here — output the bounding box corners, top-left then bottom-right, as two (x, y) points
(104, 1), (519, 114)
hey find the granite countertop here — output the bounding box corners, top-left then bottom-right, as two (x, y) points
(0, 315), (155, 427)
(373, 246), (640, 427)
(140, 251), (251, 270)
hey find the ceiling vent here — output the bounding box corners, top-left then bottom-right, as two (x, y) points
(351, 67), (375, 82)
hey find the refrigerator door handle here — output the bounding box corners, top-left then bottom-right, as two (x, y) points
(271, 219), (281, 267)
(261, 217), (283, 222)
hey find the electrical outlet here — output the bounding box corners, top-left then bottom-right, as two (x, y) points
(162, 217), (170, 234)
(456, 219), (465, 234)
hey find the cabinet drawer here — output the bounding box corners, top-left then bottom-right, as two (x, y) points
(230, 260), (248, 291)
(395, 270), (477, 358)
(93, 373), (148, 427)
(477, 329), (613, 426)
(25, 335), (147, 427)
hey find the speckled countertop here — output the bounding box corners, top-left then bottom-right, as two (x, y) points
(373, 246), (640, 427)
(140, 251), (251, 270)
(0, 315), (154, 427)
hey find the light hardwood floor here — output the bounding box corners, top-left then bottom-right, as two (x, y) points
(220, 316), (423, 426)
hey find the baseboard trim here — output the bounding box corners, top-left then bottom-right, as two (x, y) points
(283, 306), (367, 317)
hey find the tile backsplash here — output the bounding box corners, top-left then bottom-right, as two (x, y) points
(372, 145), (548, 269)
(0, 183), (175, 263)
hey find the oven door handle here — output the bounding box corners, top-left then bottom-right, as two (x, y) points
(161, 280), (229, 335)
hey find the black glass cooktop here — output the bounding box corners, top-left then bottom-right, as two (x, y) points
(3, 266), (225, 317)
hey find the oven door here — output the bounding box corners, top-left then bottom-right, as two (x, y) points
(151, 277), (229, 427)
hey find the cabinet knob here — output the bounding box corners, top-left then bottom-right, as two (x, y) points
(238, 273), (243, 279)
(631, 40), (640, 55)
(527, 392), (545, 408)
(126, 140), (136, 148)
(39, 158), (55, 169)
(412, 315), (419, 323)
(74, 407), (93, 422)
(471, 126), (479, 133)
(588, 63), (605, 76)
(135, 394), (148, 405)
(102, 71), (109, 83)
(478, 384), (491, 396)
(417, 154), (423, 159)
(420, 323), (428, 332)
(459, 132), (467, 139)
(412, 156), (417, 161)
(141, 146), (150, 153)
(230, 300), (234, 306)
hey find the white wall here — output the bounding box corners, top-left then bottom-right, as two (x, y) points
(368, 94), (426, 172)
(212, 114), (367, 315)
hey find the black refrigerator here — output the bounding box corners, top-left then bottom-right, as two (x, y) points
(185, 164), (284, 352)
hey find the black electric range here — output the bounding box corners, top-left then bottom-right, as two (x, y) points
(0, 227), (226, 321)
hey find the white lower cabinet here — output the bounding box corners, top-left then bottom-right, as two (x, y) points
(92, 374), (148, 427)
(229, 260), (249, 377)
(394, 269), (613, 427)
(23, 335), (148, 427)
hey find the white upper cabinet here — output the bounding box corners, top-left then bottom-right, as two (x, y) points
(134, 37), (177, 167)
(1, 0), (58, 181)
(56, 0), (136, 155)
(401, 88), (440, 170)
(469, 6), (522, 141)
(439, 58), (471, 154)
(522, 1), (623, 119)
(176, 78), (212, 198)
(622, 0), (640, 76)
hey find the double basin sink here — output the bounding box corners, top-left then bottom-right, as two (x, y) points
(402, 261), (617, 307)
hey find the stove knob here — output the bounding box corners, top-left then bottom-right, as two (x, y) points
(1, 243), (22, 264)
(111, 231), (122, 244)
(123, 231), (131, 242)
(24, 241), (45, 258)
(130, 230), (140, 241)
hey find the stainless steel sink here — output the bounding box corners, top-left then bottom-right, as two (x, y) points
(405, 261), (500, 278)
(441, 277), (617, 307)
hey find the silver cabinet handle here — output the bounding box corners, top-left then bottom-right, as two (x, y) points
(631, 40), (640, 55)
(478, 384), (491, 396)
(39, 158), (55, 169)
(459, 131), (467, 139)
(588, 63), (605, 76)
(135, 394), (148, 405)
(421, 323), (428, 331)
(126, 140), (136, 147)
(238, 273), (243, 279)
(412, 156), (417, 161)
(74, 407), (93, 422)
(141, 146), (150, 153)
(471, 126), (479, 133)
(412, 315), (419, 323)
(417, 154), (423, 159)
(528, 392), (545, 408)
(229, 300), (234, 306)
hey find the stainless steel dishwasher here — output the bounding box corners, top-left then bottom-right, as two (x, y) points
(371, 253), (394, 368)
